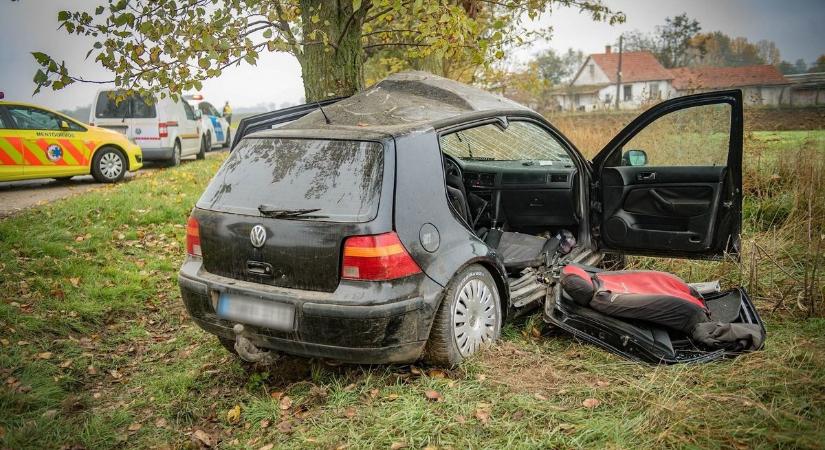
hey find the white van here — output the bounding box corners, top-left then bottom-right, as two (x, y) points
(89, 90), (204, 165)
(185, 95), (231, 150)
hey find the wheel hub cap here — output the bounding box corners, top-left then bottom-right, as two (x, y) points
(99, 153), (123, 178)
(452, 278), (497, 356)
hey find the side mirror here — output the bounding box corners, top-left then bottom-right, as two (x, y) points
(60, 120), (70, 130)
(622, 149), (648, 167)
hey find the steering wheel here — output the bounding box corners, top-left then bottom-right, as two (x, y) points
(443, 154), (462, 179)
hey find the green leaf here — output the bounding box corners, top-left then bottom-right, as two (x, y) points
(353, 0), (362, 11)
(198, 58), (210, 69)
(58, 11), (70, 21)
(31, 52), (49, 65)
(263, 28), (273, 38)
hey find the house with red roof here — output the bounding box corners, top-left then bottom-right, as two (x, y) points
(550, 46), (794, 111)
(669, 65), (790, 105)
(551, 46), (675, 111)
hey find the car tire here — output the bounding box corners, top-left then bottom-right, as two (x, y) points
(197, 135), (207, 160)
(222, 129), (231, 149)
(167, 140), (181, 167)
(424, 264), (501, 367)
(90, 147), (127, 183)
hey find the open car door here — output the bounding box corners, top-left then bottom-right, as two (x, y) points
(592, 90), (743, 259)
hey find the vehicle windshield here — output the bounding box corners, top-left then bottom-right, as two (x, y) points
(197, 138), (384, 222)
(95, 91), (157, 119)
(440, 121), (573, 164)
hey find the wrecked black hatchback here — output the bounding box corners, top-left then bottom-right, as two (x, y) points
(179, 71), (764, 366)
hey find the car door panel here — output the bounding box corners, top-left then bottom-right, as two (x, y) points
(593, 90), (743, 259)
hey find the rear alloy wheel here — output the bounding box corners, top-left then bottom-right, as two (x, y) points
(168, 140), (181, 167)
(425, 264), (501, 367)
(90, 147), (126, 183)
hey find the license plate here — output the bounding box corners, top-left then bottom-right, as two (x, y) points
(216, 294), (295, 331)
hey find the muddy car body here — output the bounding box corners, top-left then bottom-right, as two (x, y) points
(180, 71), (762, 366)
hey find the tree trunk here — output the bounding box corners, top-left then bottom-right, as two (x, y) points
(298, 0), (366, 101)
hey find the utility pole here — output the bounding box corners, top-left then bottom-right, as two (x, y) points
(615, 34), (623, 110)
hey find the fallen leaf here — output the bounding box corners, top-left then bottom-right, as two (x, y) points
(475, 408), (491, 425)
(259, 445), (274, 450)
(155, 418), (168, 428)
(279, 396), (293, 410)
(454, 415), (466, 424)
(428, 369), (447, 379)
(557, 423), (576, 432)
(596, 380), (610, 387)
(385, 393), (400, 401)
(410, 366), (422, 376)
(227, 404), (242, 424)
(344, 407), (357, 418)
(424, 390), (442, 402)
(534, 393), (547, 401)
(476, 374), (487, 382)
(270, 391), (284, 400)
(87, 365), (98, 375)
(59, 359), (73, 368)
(277, 420), (293, 433)
(110, 369), (123, 379)
(69, 277), (80, 288)
(512, 410), (525, 420)
(42, 409), (58, 419)
(192, 429), (213, 447)
(37, 352), (53, 360)
(259, 419), (271, 429)
(127, 422), (142, 432)
(582, 398), (601, 409)
(390, 443), (408, 450)
(368, 388), (379, 399)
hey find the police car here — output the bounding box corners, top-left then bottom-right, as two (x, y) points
(0, 101), (143, 183)
(185, 95), (231, 150)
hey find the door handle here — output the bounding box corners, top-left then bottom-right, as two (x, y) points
(246, 261), (274, 278)
(637, 172), (656, 181)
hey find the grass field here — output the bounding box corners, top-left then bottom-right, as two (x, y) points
(1, 129), (824, 449)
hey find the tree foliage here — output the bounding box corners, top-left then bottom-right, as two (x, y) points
(622, 13), (700, 68)
(33, 0), (624, 101)
(532, 47), (585, 84)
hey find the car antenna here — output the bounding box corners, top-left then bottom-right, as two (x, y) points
(316, 101), (332, 125)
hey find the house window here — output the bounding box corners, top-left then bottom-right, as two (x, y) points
(650, 82), (660, 99)
(623, 85), (632, 101)
(589, 64), (594, 77)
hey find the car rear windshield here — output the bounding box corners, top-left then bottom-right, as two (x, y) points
(95, 91), (157, 119)
(197, 138), (384, 222)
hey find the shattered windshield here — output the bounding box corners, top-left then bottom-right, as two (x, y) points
(439, 121), (573, 164)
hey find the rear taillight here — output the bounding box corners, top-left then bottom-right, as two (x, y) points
(186, 216), (201, 257)
(159, 122), (168, 138)
(341, 232), (421, 281)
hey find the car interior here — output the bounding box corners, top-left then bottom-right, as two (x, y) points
(439, 119), (583, 275)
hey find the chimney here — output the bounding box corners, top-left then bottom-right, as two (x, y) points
(605, 45), (612, 54)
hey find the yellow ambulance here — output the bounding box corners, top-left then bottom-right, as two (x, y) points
(0, 101), (143, 183)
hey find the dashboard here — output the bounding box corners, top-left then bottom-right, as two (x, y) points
(445, 156), (579, 230)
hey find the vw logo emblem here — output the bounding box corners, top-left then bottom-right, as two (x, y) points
(250, 225), (266, 248)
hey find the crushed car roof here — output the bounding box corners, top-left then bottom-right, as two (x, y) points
(254, 71), (531, 138)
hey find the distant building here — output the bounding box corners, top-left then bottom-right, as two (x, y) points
(783, 72), (825, 106)
(669, 65), (790, 105)
(550, 47), (674, 111)
(550, 47), (798, 111)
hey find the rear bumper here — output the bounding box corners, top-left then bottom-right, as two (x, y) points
(140, 146), (174, 160)
(178, 259), (444, 364)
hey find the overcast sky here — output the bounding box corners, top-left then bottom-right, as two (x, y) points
(1, 0), (822, 111)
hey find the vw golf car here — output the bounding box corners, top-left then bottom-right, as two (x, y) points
(0, 101), (142, 183)
(179, 71), (764, 367)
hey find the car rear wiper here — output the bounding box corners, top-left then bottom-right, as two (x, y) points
(257, 205), (328, 219)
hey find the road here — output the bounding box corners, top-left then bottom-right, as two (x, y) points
(0, 164), (164, 219)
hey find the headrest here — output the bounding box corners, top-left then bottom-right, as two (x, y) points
(560, 265), (595, 306)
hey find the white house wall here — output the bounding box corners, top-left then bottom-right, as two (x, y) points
(572, 57), (611, 85)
